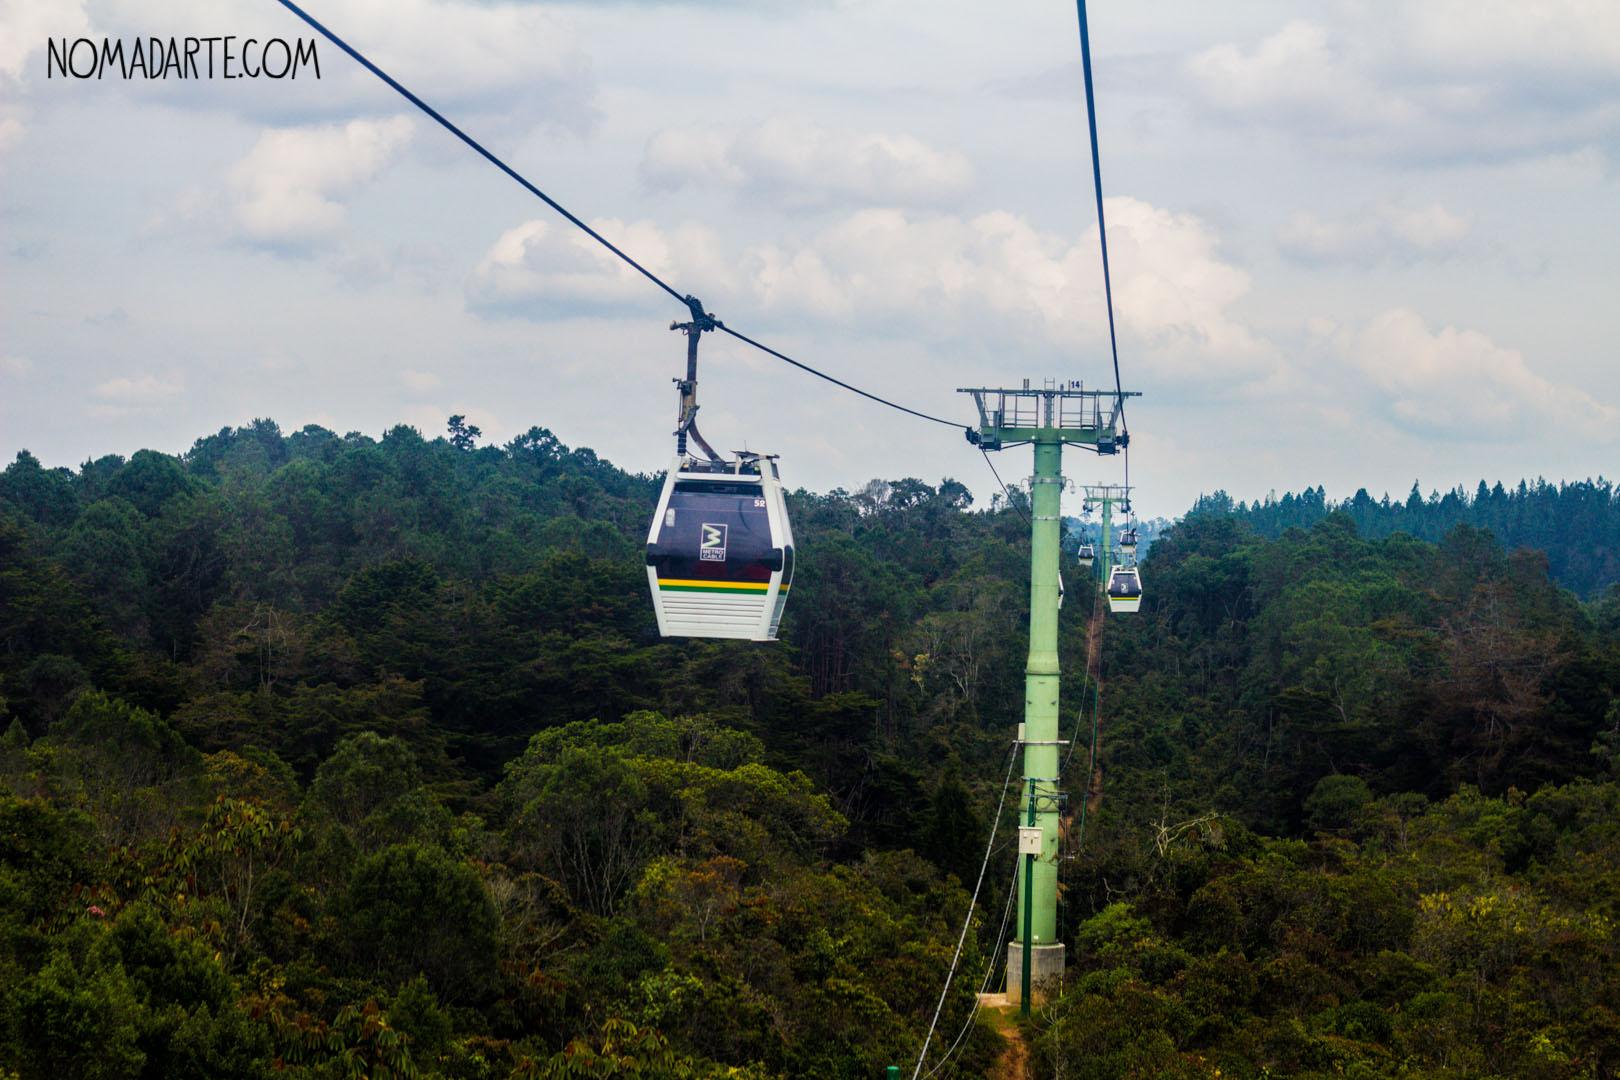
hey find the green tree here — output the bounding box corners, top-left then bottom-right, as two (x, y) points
(0, 449), (78, 527)
(505, 745), (654, 917)
(175, 795), (303, 968)
(920, 756), (981, 883)
(108, 449), (197, 519)
(447, 415), (482, 452)
(59, 497), (151, 639)
(1304, 774), (1373, 833)
(307, 732), (451, 854)
(336, 843), (498, 1002)
(0, 792), (95, 923)
(6, 946), (148, 1080)
(48, 690), (201, 847)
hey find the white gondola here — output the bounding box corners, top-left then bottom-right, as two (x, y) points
(1106, 565), (1142, 614)
(1120, 527), (1138, 554)
(1077, 543), (1095, 568)
(645, 452), (794, 640)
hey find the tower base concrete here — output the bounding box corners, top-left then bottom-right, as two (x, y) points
(1006, 942), (1066, 1006)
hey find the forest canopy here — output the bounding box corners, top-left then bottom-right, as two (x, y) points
(1, 419), (1617, 1079)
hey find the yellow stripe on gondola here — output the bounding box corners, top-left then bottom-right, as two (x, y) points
(659, 578), (770, 593)
(656, 579), (791, 594)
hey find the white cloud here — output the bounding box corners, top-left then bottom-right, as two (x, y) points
(400, 404), (446, 438)
(148, 114), (416, 247)
(1278, 200), (1474, 266)
(1102, 199), (1269, 370)
(0, 0), (91, 84)
(1404, 0), (1620, 74)
(328, 0), (598, 134)
(469, 197), (1272, 380)
(743, 199), (1270, 377)
(640, 126), (743, 192)
(0, 0), (92, 156)
(641, 115), (974, 209)
(470, 217), (735, 315)
(400, 369), (439, 391)
(1, 355), (33, 378)
(1185, 9), (1620, 165)
(225, 115), (414, 246)
(1346, 308), (1617, 439)
(94, 371), (184, 404)
(1187, 22), (1413, 135)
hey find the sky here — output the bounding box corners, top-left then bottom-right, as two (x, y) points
(2, 0), (1617, 520)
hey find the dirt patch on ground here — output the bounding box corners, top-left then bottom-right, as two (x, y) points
(1083, 588), (1106, 813)
(976, 993), (1026, 1080)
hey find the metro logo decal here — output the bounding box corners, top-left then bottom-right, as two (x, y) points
(699, 523), (727, 562)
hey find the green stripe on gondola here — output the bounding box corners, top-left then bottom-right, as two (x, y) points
(658, 579), (771, 595)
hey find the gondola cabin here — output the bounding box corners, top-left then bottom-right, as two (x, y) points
(1077, 543), (1095, 568)
(1106, 565), (1142, 614)
(1120, 528), (1138, 554)
(645, 452), (794, 640)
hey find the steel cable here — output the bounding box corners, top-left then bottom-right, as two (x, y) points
(1075, 0), (1127, 432)
(910, 743), (1019, 1080)
(272, 0), (968, 433)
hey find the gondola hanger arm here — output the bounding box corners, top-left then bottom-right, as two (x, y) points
(670, 299), (724, 464)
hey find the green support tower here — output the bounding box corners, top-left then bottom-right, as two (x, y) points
(1079, 482), (1133, 583)
(959, 381), (1137, 1013)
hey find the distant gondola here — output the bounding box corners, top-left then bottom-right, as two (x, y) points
(645, 452), (794, 640)
(1077, 543), (1095, 568)
(1106, 565), (1142, 613)
(1120, 527), (1138, 554)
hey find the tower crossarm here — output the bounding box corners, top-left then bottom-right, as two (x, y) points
(957, 384), (1140, 451)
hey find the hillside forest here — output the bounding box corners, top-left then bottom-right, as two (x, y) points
(1194, 479), (1620, 599)
(2, 417), (1619, 1079)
